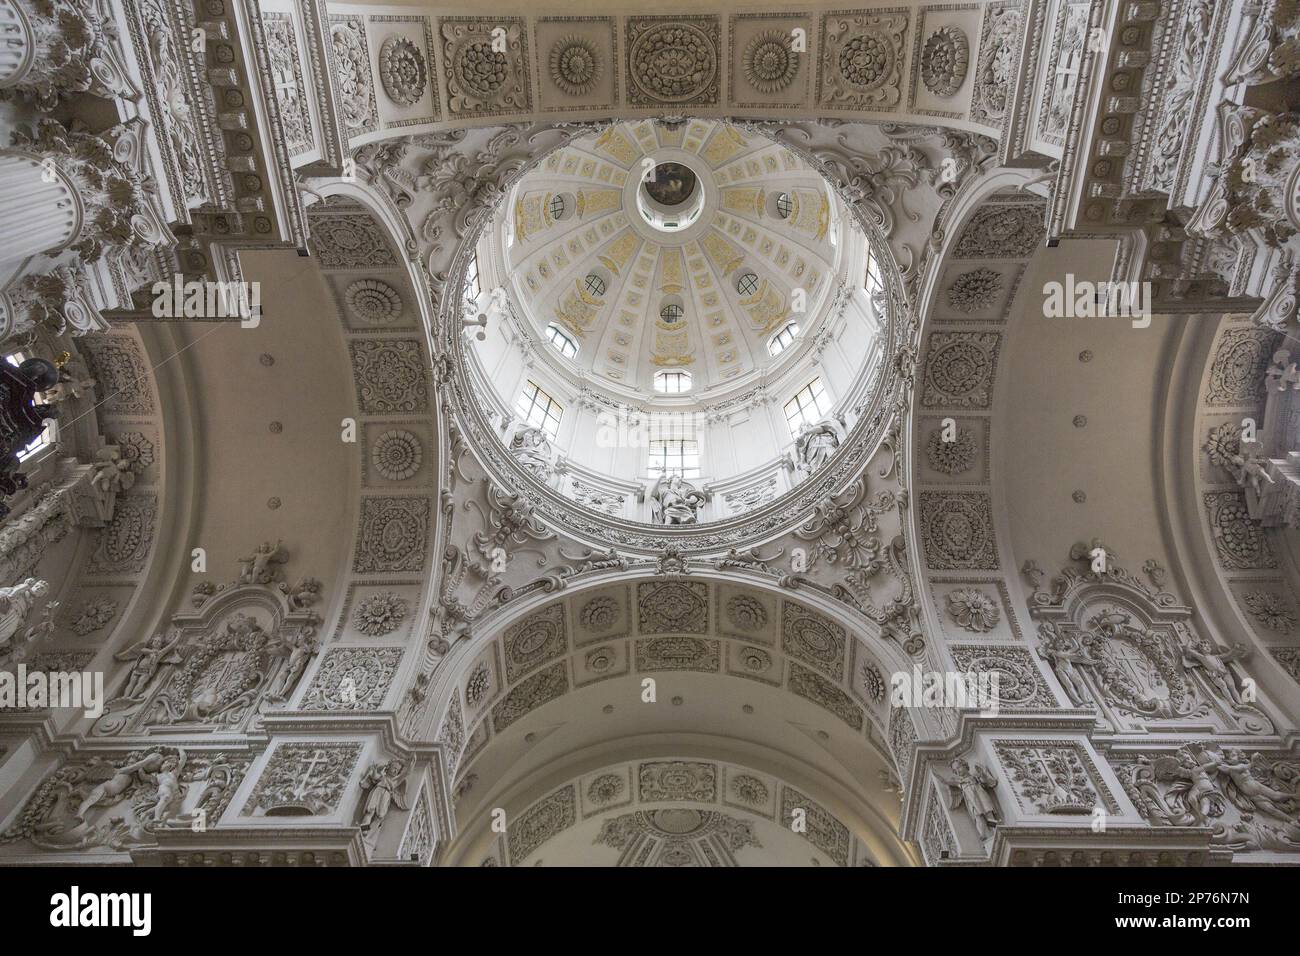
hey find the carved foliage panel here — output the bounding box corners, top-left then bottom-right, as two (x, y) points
(625, 16), (721, 108)
(991, 739), (1120, 815)
(330, 15), (379, 135)
(817, 9), (910, 112)
(970, 1), (1024, 129)
(442, 17), (532, 117)
(728, 13), (811, 109)
(241, 742), (363, 817)
(536, 17), (619, 112)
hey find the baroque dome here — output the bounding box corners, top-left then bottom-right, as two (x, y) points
(483, 119), (849, 397)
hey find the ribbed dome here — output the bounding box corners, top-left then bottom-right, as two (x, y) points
(486, 119), (848, 396)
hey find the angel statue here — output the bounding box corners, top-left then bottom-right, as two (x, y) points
(1215, 748), (1299, 823)
(1182, 636), (1252, 707)
(1227, 447), (1275, 500)
(1034, 622), (1097, 709)
(139, 750), (188, 826)
(113, 629), (184, 700)
(75, 749), (179, 822)
(946, 757), (1002, 840)
(266, 630), (319, 701)
(0, 577), (50, 661)
(237, 540), (288, 585)
(90, 445), (136, 496)
(648, 473), (707, 526)
(357, 758), (410, 843)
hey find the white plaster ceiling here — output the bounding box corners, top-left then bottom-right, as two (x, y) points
(489, 119), (846, 393)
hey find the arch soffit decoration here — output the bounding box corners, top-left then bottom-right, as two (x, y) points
(421, 571), (934, 847)
(446, 748), (915, 868)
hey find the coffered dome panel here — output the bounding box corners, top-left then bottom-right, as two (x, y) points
(486, 119), (847, 395)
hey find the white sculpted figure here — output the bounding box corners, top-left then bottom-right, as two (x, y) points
(648, 474), (707, 526)
(946, 757), (1001, 840)
(266, 630), (319, 701)
(0, 577), (50, 661)
(1227, 449), (1275, 499)
(90, 446), (136, 496)
(1215, 749), (1299, 822)
(76, 749), (176, 821)
(1183, 636), (1252, 707)
(1265, 349), (1300, 391)
(1035, 622), (1097, 708)
(508, 426), (554, 479)
(114, 629), (184, 700)
(795, 417), (843, 473)
(357, 758), (410, 842)
(237, 540), (289, 585)
(140, 751), (187, 825)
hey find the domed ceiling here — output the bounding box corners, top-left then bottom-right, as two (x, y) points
(487, 119), (849, 396)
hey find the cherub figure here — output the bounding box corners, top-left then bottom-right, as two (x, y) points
(237, 540), (288, 585)
(76, 750), (174, 821)
(90, 445), (135, 497)
(1216, 749), (1298, 822)
(1228, 449), (1276, 499)
(140, 752), (187, 825)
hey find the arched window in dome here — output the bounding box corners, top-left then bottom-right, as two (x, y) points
(546, 324), (579, 358)
(4, 353), (56, 461)
(660, 303), (684, 323)
(654, 369), (692, 394)
(775, 192), (793, 219)
(864, 248), (884, 298)
(584, 273), (607, 298)
(465, 251), (482, 301)
(735, 272), (760, 297)
(784, 377), (831, 439)
(767, 321), (799, 356)
(516, 380), (563, 439)
(549, 194), (566, 220)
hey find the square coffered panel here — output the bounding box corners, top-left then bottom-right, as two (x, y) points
(934, 262), (1026, 321)
(361, 421), (434, 488)
(625, 16), (722, 108)
(1229, 580), (1300, 641)
(536, 17), (619, 112)
(369, 16), (439, 127)
(929, 578), (1022, 642)
(326, 273), (418, 333)
(334, 582), (421, 643)
(570, 585), (631, 647)
(715, 583), (777, 645)
(916, 415), (990, 484)
(728, 13), (812, 109)
(908, 5), (980, 119)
